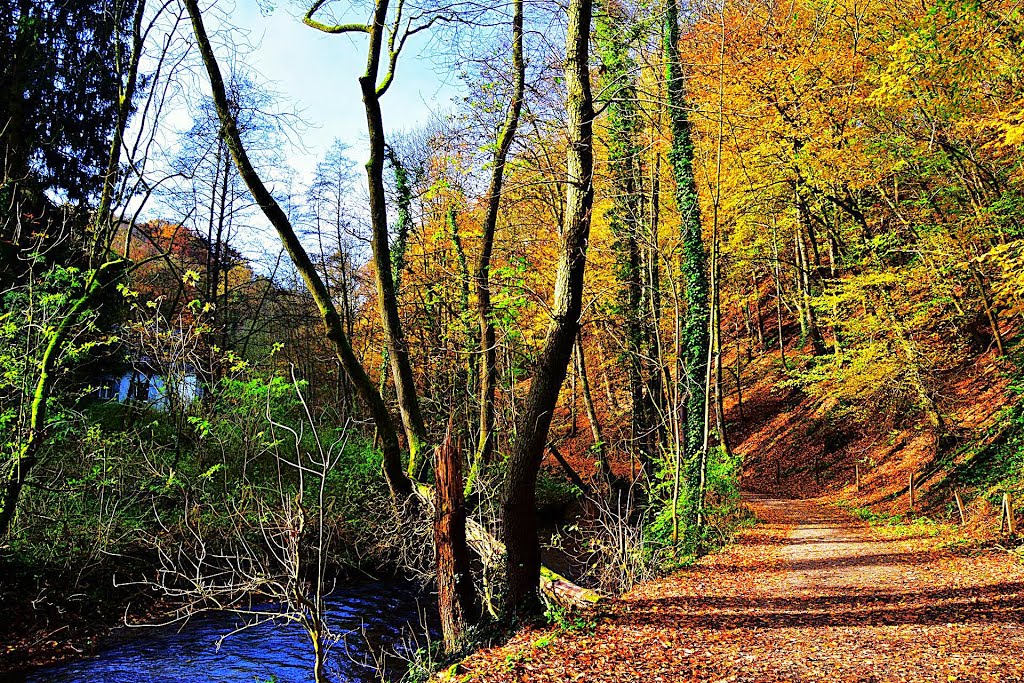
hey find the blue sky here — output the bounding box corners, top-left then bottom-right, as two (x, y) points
(131, 1), (470, 263)
(219, 0), (465, 177)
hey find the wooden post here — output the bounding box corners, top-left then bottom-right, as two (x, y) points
(909, 473), (915, 510)
(775, 461), (781, 485)
(1005, 493), (1016, 536)
(954, 489), (966, 526)
(434, 428), (476, 653)
(855, 464), (860, 493)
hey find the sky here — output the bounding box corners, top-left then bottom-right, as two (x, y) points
(220, 0), (466, 177)
(130, 0), (471, 265)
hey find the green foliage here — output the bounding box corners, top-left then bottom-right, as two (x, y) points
(945, 369), (1024, 505)
(491, 254), (530, 375)
(399, 638), (445, 683)
(2, 0), (139, 203)
(838, 502), (945, 538)
(535, 470), (582, 507)
(647, 445), (747, 564)
(4, 369), (397, 573)
(531, 631), (557, 648)
(663, 0), (711, 543)
(543, 604), (596, 635)
(844, 505), (904, 525)
(6, 411), (153, 565)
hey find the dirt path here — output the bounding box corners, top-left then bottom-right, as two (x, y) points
(457, 496), (1024, 682)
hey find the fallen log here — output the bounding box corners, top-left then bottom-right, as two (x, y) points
(416, 482), (603, 609)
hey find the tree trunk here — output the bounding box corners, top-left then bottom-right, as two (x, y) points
(750, 271), (765, 347)
(595, 7), (651, 474)
(470, 0), (525, 487)
(795, 190), (826, 354)
(186, 0), (414, 502)
(359, 23), (430, 474)
(448, 208), (478, 437)
(664, 0), (711, 545)
(644, 156), (666, 454)
(575, 335), (611, 478)
(502, 0), (595, 613)
(770, 220), (789, 369)
(434, 428), (476, 653)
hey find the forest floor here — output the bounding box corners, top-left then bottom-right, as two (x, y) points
(454, 495), (1024, 682)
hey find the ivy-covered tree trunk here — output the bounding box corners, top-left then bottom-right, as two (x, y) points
(643, 157), (666, 459)
(375, 146), (428, 475)
(502, 0), (595, 612)
(664, 0), (711, 542)
(595, 2), (657, 476)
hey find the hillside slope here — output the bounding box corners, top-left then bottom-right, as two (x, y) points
(731, 336), (1022, 538)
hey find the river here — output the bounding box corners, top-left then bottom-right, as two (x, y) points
(12, 581), (432, 683)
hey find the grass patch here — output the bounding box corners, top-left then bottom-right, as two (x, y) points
(837, 501), (948, 538)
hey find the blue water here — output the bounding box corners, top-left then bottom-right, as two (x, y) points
(18, 582), (432, 683)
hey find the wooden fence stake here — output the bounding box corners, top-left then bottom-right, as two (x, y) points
(855, 464), (860, 493)
(954, 489), (966, 526)
(1005, 493), (1016, 536)
(909, 473), (915, 510)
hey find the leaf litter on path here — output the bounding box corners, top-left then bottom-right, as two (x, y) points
(455, 496), (1024, 682)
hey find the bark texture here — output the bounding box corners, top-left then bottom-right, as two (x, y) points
(502, 0), (595, 612)
(664, 0), (711, 542)
(434, 429), (476, 652)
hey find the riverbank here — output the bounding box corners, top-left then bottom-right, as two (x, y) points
(3, 578), (431, 683)
(0, 556), (175, 673)
(0, 556), (422, 677)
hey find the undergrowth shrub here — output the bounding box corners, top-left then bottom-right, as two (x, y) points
(6, 370), (403, 577)
(648, 444), (748, 565)
(566, 444), (748, 594)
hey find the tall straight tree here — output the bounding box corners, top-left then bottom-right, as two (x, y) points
(469, 0), (526, 485)
(664, 0), (711, 541)
(502, 0), (596, 611)
(594, 0), (657, 474)
(184, 0), (415, 503)
(303, 0), (431, 474)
